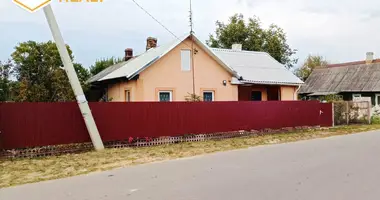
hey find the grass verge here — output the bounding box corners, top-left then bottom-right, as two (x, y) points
(1, 124), (380, 188)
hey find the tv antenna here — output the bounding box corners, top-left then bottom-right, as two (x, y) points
(189, 0), (194, 34)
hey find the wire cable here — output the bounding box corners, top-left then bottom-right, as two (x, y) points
(130, 0), (184, 42)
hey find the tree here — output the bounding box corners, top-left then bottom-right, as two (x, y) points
(89, 57), (123, 76)
(208, 14), (297, 69)
(74, 63), (91, 92)
(295, 55), (328, 81)
(11, 41), (88, 102)
(0, 60), (12, 101)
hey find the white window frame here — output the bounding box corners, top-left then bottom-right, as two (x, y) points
(203, 91), (215, 102)
(158, 91), (173, 102)
(376, 94), (380, 106)
(180, 49), (191, 71)
(352, 94), (362, 99)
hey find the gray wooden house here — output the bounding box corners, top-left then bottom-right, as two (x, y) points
(299, 52), (380, 107)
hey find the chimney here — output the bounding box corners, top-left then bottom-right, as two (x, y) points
(366, 52), (374, 64)
(232, 43), (242, 51)
(124, 48), (133, 61)
(146, 37), (158, 51)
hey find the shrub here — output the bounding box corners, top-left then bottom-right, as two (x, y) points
(185, 93), (202, 102)
(371, 115), (380, 124)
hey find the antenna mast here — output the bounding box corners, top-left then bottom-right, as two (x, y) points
(189, 0), (194, 34)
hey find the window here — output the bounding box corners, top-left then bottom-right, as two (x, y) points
(181, 49), (191, 71)
(353, 94), (362, 99)
(159, 91), (173, 102)
(376, 94), (380, 106)
(251, 91), (262, 101)
(125, 90), (131, 102)
(203, 91), (215, 102)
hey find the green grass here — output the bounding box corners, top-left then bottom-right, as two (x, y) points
(1, 124), (380, 188)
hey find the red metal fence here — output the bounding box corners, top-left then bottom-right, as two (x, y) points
(0, 101), (333, 149)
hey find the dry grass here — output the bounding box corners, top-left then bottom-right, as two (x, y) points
(1, 124), (380, 188)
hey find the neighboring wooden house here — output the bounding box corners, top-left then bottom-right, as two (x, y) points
(299, 52), (380, 107)
(88, 34), (303, 102)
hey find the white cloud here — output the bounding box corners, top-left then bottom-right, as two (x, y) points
(1, 0), (380, 67)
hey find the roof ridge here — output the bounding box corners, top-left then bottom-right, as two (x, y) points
(211, 48), (267, 54)
(327, 59), (380, 68)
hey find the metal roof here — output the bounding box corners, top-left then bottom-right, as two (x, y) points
(299, 63), (380, 94)
(89, 34), (238, 83)
(211, 48), (303, 85)
(87, 60), (130, 83)
(89, 34), (302, 86)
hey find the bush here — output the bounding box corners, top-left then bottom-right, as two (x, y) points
(320, 94), (343, 103)
(185, 93), (202, 102)
(371, 115), (380, 124)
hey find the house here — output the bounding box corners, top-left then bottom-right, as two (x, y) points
(298, 52), (380, 107)
(88, 34), (303, 102)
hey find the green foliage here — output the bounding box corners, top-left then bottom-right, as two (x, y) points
(11, 41), (87, 102)
(371, 115), (380, 124)
(73, 63), (91, 92)
(185, 93), (202, 102)
(295, 55), (328, 81)
(207, 14), (297, 69)
(371, 109), (380, 124)
(320, 94), (343, 103)
(0, 60), (12, 102)
(89, 57), (123, 76)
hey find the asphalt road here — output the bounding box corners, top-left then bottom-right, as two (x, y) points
(2, 130), (380, 200)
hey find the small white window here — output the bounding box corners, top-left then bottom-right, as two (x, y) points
(158, 91), (173, 102)
(203, 91), (215, 102)
(181, 50), (191, 71)
(353, 94), (361, 99)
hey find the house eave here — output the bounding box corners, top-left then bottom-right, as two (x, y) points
(231, 79), (304, 86)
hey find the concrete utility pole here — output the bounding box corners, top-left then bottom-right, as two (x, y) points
(43, 5), (104, 150)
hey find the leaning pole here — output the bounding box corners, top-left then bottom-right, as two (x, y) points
(43, 5), (104, 150)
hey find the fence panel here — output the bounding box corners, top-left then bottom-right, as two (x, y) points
(0, 103), (90, 149)
(320, 103), (333, 127)
(0, 101), (332, 150)
(333, 101), (371, 126)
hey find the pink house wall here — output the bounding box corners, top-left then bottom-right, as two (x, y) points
(281, 86), (298, 100)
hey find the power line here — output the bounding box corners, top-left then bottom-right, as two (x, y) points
(130, 0), (183, 41)
(130, 0), (196, 94)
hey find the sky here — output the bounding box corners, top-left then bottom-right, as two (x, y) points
(1, 0), (380, 68)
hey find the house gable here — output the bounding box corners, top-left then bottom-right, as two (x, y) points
(107, 37), (238, 102)
(138, 37), (238, 101)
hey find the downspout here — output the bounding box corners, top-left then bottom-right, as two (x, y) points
(191, 34), (196, 95)
(295, 85), (302, 100)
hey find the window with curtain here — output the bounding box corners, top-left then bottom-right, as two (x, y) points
(159, 91), (172, 102)
(203, 91), (214, 102)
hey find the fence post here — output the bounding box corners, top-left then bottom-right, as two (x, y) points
(332, 102), (335, 127)
(346, 101), (349, 125)
(368, 101), (371, 124)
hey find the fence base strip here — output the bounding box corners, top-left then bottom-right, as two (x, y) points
(1, 126), (321, 159)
